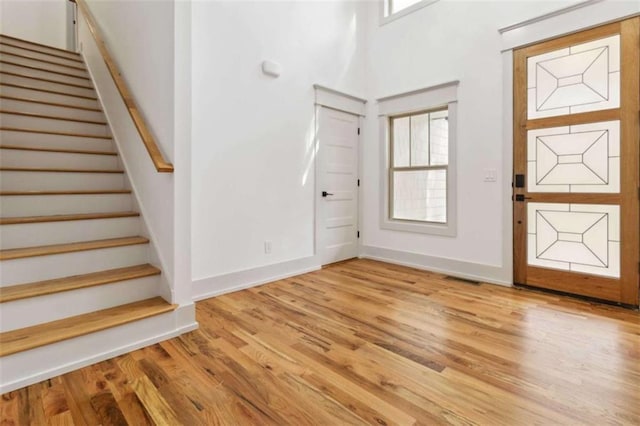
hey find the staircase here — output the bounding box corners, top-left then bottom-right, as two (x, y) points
(0, 34), (176, 389)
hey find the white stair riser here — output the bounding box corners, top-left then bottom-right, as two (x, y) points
(1, 193), (130, 216)
(0, 113), (108, 136)
(0, 171), (125, 191)
(0, 37), (81, 61)
(0, 98), (105, 122)
(1, 276), (160, 332)
(1, 244), (149, 286)
(0, 45), (86, 69)
(0, 62), (91, 87)
(0, 74), (95, 98)
(0, 217), (140, 250)
(0, 149), (119, 170)
(0, 130), (114, 152)
(0, 85), (98, 109)
(0, 54), (88, 78)
(0, 310), (182, 394)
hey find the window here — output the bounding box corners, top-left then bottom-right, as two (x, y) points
(382, 0), (440, 23)
(377, 80), (458, 236)
(389, 108), (448, 223)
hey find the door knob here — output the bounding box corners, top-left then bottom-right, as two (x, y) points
(322, 191), (334, 197)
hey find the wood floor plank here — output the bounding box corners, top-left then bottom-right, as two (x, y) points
(2, 259), (639, 425)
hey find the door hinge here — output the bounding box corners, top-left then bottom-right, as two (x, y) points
(357, 128), (360, 135)
(357, 231), (360, 238)
(357, 179), (360, 187)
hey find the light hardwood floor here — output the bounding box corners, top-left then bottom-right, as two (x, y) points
(2, 259), (639, 425)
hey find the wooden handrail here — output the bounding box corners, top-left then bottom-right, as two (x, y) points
(72, 0), (173, 173)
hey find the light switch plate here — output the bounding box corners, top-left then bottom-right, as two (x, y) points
(484, 168), (497, 182)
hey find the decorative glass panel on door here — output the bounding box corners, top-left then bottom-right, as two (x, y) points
(527, 120), (620, 193)
(527, 203), (620, 278)
(527, 35), (620, 119)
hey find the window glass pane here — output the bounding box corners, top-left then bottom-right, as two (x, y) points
(393, 116), (410, 167)
(429, 110), (448, 165)
(526, 120), (619, 193)
(391, 0), (423, 14)
(527, 35), (620, 119)
(410, 113), (429, 166)
(527, 202), (620, 278)
(393, 169), (446, 223)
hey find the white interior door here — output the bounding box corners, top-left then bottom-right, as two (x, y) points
(317, 107), (359, 265)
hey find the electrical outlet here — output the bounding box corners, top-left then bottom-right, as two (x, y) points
(264, 240), (272, 254)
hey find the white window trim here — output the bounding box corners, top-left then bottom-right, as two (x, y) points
(378, 81), (458, 236)
(379, 0), (440, 26)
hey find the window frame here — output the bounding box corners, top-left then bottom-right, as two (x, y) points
(388, 106), (449, 225)
(380, 0), (440, 26)
(378, 81), (458, 237)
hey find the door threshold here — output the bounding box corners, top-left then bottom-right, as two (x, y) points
(514, 283), (639, 310)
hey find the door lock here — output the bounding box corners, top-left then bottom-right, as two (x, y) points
(322, 191), (334, 197)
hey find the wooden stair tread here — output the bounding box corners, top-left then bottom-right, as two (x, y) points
(0, 34), (81, 56)
(0, 60), (90, 80)
(0, 297), (175, 356)
(0, 145), (117, 156)
(0, 51), (86, 71)
(0, 83), (98, 100)
(0, 95), (101, 111)
(0, 211), (139, 225)
(0, 264), (160, 303)
(0, 167), (123, 173)
(0, 127), (110, 138)
(0, 110), (106, 125)
(0, 236), (149, 261)
(0, 71), (94, 90)
(0, 190), (131, 196)
(0, 41), (84, 63)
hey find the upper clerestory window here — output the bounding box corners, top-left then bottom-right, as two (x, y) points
(381, 0), (440, 25)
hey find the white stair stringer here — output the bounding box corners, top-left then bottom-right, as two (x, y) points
(1, 275), (160, 332)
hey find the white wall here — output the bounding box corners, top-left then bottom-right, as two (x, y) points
(361, 0), (639, 284)
(79, 0), (180, 302)
(0, 0), (68, 49)
(191, 0), (367, 290)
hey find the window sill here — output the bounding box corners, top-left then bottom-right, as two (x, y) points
(381, 217), (456, 237)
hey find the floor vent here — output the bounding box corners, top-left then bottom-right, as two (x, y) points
(445, 276), (480, 285)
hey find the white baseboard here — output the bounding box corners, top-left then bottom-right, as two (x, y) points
(360, 245), (512, 287)
(0, 304), (197, 394)
(193, 256), (321, 301)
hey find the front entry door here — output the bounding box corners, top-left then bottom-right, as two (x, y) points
(513, 18), (639, 306)
(317, 107), (359, 265)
